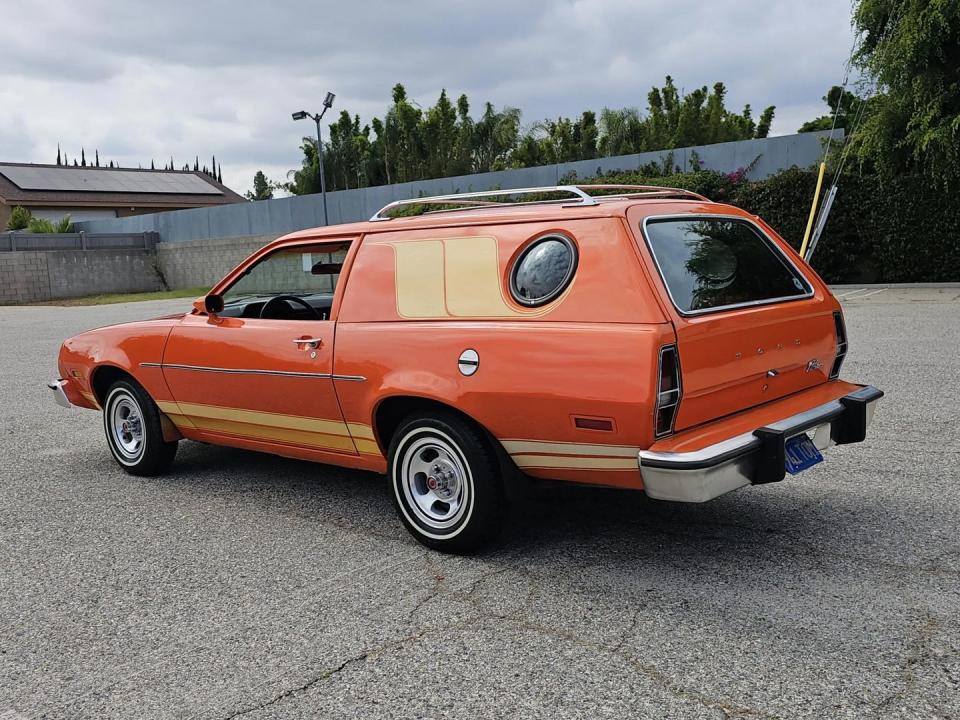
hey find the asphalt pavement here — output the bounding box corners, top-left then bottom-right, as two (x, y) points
(1, 287), (957, 719)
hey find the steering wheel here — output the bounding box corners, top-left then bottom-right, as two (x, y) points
(259, 295), (323, 320)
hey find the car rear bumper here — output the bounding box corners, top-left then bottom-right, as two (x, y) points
(48, 379), (73, 408)
(639, 385), (883, 502)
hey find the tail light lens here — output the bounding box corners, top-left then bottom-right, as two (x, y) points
(655, 345), (682, 437)
(830, 311), (847, 379)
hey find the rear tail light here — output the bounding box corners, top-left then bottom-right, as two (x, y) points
(655, 345), (682, 437)
(830, 311), (847, 379)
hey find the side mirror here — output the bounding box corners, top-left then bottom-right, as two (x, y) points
(193, 294), (223, 315)
(204, 294), (224, 314)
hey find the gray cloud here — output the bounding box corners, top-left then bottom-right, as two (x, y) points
(0, 0), (855, 194)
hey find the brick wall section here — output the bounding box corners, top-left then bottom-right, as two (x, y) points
(155, 234), (277, 289)
(0, 252), (52, 304)
(0, 249), (163, 304)
(46, 250), (164, 298)
(0, 233), (282, 304)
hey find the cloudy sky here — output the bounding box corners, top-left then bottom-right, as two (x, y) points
(0, 0), (856, 195)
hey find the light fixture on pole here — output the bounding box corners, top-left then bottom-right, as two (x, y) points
(292, 91), (336, 225)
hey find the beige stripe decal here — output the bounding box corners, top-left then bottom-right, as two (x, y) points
(512, 454), (639, 470)
(168, 415), (356, 452)
(392, 239), (447, 318)
(157, 400), (378, 454)
(353, 439), (383, 456)
(501, 439), (640, 458)
(171, 402), (351, 437)
(80, 391), (100, 408)
(347, 423), (376, 441)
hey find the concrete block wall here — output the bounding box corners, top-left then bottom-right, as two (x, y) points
(46, 250), (164, 297)
(0, 249), (162, 304)
(0, 252), (52, 304)
(155, 234), (277, 290)
(75, 131), (841, 244)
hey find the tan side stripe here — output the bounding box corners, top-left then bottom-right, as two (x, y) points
(501, 440), (640, 458)
(346, 423), (376, 441)
(171, 415), (357, 452)
(354, 439), (383, 456)
(157, 401), (198, 429)
(157, 400), (378, 453)
(171, 402), (351, 437)
(512, 454), (639, 471)
(80, 391), (100, 409)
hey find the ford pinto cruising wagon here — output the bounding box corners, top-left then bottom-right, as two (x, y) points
(50, 185), (883, 552)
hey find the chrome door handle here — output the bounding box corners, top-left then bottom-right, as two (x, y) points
(293, 338), (322, 349)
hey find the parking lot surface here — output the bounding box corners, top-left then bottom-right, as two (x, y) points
(1, 287), (958, 719)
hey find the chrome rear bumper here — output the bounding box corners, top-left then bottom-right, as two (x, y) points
(639, 385), (883, 503)
(48, 379), (72, 408)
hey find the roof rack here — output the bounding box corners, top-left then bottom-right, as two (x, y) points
(369, 184), (709, 221)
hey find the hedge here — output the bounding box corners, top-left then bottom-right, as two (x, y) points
(580, 168), (960, 283)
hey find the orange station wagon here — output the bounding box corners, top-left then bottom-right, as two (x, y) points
(50, 185), (883, 552)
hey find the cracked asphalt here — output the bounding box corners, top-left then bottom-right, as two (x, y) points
(1, 287), (958, 719)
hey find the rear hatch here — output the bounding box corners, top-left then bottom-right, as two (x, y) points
(634, 210), (843, 432)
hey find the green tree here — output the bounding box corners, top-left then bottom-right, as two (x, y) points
(245, 170), (275, 201)
(798, 86), (862, 133)
(472, 102), (520, 172)
(851, 0), (960, 184)
(6, 205), (31, 230)
(27, 217), (57, 233)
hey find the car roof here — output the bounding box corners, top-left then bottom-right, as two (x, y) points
(273, 196), (752, 247)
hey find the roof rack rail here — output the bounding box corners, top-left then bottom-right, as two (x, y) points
(369, 184), (708, 221)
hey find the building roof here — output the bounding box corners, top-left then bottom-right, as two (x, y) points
(0, 162), (245, 208)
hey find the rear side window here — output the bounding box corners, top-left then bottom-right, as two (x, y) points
(643, 218), (811, 314)
(509, 234), (577, 307)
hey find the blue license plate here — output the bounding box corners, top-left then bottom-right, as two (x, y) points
(784, 433), (823, 475)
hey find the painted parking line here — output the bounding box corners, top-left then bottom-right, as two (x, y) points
(856, 288), (888, 299)
(836, 288), (870, 299)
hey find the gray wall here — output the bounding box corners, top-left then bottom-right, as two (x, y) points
(156, 234), (277, 289)
(0, 249), (164, 304)
(75, 131), (836, 243)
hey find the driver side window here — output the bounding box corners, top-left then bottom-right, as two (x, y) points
(220, 241), (351, 320)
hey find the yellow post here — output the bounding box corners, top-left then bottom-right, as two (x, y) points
(799, 162), (826, 259)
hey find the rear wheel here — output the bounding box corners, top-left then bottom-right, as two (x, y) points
(103, 379), (177, 476)
(388, 412), (505, 553)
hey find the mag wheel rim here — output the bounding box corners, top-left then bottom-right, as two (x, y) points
(110, 394), (144, 460)
(400, 436), (470, 530)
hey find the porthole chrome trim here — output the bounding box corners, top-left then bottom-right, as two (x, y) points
(639, 214), (815, 317)
(508, 233), (579, 308)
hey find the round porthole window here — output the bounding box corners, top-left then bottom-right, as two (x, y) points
(509, 234), (578, 307)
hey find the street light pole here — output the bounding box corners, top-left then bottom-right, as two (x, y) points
(314, 114), (328, 226)
(292, 91), (336, 226)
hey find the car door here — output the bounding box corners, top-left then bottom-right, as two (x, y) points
(160, 238), (360, 457)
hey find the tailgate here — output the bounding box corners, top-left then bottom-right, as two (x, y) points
(672, 302), (837, 429)
(632, 210), (841, 432)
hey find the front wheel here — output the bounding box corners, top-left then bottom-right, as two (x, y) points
(388, 412), (505, 553)
(103, 379), (177, 476)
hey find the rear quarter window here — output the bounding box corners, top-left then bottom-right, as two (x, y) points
(643, 217), (811, 314)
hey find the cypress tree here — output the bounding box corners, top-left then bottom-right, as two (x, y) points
(81, 148), (86, 166)
(56, 144), (62, 166)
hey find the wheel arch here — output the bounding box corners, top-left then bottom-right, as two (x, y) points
(372, 394), (517, 477)
(90, 364), (138, 405)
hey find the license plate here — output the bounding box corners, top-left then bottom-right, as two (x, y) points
(784, 433), (823, 475)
